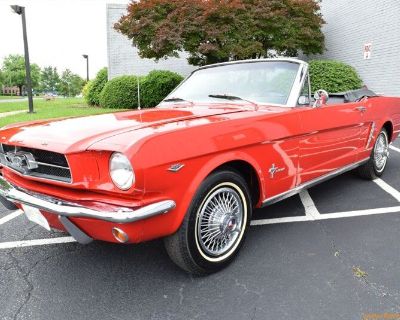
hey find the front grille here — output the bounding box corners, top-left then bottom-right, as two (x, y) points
(0, 144), (71, 183)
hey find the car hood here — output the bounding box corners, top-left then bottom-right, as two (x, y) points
(0, 105), (252, 154)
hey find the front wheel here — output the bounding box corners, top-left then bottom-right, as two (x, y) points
(164, 170), (252, 275)
(357, 128), (390, 180)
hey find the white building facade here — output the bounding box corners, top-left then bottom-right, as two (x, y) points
(107, 1), (400, 96)
(106, 3), (195, 79)
(315, 0), (400, 96)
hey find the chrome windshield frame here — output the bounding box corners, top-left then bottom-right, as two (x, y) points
(160, 58), (309, 108)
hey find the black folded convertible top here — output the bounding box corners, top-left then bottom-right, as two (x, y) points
(330, 88), (378, 103)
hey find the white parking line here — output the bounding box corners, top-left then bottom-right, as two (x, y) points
(2, 181), (400, 248)
(251, 206), (400, 226)
(251, 215), (312, 226)
(0, 210), (23, 226)
(390, 145), (400, 153)
(299, 190), (320, 219)
(317, 206), (400, 220)
(0, 236), (76, 250)
(1, 205), (400, 247)
(373, 179), (400, 202)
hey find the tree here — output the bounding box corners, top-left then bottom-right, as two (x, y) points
(1, 54), (41, 95)
(0, 69), (4, 88)
(58, 69), (85, 97)
(40, 66), (60, 93)
(115, 0), (325, 66)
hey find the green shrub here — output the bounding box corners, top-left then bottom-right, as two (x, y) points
(141, 70), (184, 108)
(100, 75), (141, 109)
(82, 80), (92, 100)
(309, 60), (363, 93)
(86, 68), (108, 105)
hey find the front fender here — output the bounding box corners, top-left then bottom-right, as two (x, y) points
(144, 150), (265, 237)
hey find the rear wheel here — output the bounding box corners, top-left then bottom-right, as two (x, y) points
(164, 170), (252, 275)
(357, 128), (390, 179)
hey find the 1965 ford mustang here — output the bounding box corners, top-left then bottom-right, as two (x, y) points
(0, 59), (399, 274)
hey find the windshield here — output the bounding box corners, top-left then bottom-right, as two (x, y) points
(162, 61), (300, 106)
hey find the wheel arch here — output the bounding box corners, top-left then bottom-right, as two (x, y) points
(173, 152), (265, 233)
(208, 160), (262, 207)
(382, 121), (394, 142)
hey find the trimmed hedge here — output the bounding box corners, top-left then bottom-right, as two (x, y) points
(140, 70), (184, 108)
(99, 70), (184, 109)
(309, 60), (363, 93)
(86, 68), (108, 106)
(99, 75), (140, 109)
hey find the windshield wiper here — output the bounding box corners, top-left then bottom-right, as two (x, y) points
(208, 94), (258, 109)
(163, 97), (194, 105)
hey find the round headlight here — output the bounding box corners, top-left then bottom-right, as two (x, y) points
(109, 153), (135, 190)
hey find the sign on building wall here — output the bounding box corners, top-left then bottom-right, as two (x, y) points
(364, 43), (372, 60)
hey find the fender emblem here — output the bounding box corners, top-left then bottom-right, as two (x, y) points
(269, 164), (285, 179)
(168, 163), (185, 172)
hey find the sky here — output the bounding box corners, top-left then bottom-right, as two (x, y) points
(0, 0), (130, 80)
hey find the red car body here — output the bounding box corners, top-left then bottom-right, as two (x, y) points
(0, 59), (400, 246)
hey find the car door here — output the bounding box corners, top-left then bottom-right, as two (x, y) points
(297, 82), (364, 185)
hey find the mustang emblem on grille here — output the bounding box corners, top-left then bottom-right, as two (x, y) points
(0, 151), (39, 173)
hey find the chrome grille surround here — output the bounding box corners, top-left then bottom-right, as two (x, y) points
(0, 144), (72, 183)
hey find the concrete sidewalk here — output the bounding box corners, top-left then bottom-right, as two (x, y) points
(0, 110), (25, 118)
(0, 97), (43, 103)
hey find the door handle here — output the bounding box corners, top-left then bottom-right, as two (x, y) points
(355, 106), (367, 113)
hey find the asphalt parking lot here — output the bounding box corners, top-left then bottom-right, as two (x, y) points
(1, 140), (400, 320)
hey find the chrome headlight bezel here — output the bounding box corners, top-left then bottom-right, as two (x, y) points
(109, 152), (135, 190)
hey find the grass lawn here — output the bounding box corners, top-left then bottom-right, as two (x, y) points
(0, 97), (119, 127)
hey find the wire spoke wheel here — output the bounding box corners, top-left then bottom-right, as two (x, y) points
(196, 186), (244, 257)
(165, 171), (251, 274)
(374, 131), (389, 172)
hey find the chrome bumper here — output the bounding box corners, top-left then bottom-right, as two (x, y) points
(0, 176), (176, 223)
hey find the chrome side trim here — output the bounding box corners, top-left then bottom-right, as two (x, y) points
(366, 122), (376, 149)
(262, 158), (370, 207)
(0, 176), (176, 223)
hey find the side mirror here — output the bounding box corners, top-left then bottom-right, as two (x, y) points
(313, 89), (329, 107)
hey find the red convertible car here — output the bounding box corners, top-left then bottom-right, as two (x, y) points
(0, 59), (399, 274)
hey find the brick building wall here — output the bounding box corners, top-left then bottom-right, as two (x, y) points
(106, 3), (196, 79)
(315, 0), (400, 96)
(1, 86), (21, 95)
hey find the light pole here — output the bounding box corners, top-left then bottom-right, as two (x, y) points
(11, 5), (34, 113)
(82, 54), (89, 82)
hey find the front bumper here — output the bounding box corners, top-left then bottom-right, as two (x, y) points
(0, 176), (176, 224)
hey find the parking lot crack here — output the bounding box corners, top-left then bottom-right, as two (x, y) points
(8, 250), (34, 320)
(4, 222), (81, 320)
(6, 224), (39, 320)
(178, 283), (185, 305)
(358, 276), (400, 304)
(313, 219), (400, 309)
(8, 242), (82, 319)
(234, 278), (265, 318)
